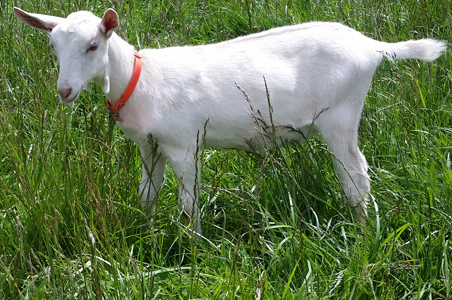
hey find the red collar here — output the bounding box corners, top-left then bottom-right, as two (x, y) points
(106, 52), (142, 122)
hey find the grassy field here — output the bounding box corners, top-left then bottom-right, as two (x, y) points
(1, 0), (451, 299)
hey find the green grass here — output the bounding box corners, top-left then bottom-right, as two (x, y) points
(1, 0), (451, 299)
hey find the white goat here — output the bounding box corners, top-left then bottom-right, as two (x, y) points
(15, 7), (446, 235)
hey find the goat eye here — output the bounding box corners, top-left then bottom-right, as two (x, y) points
(86, 44), (98, 53)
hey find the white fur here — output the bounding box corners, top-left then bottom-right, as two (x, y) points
(15, 7), (447, 235)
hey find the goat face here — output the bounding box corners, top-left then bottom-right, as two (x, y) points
(14, 8), (119, 103)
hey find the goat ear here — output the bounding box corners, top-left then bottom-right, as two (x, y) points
(100, 9), (119, 38)
(14, 7), (63, 33)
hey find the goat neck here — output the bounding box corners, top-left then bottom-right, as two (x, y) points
(99, 33), (137, 106)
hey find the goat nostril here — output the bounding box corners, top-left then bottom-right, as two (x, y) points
(58, 88), (72, 99)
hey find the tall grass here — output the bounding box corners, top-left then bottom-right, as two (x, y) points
(1, 0), (451, 299)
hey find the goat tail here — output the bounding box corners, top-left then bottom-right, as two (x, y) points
(379, 39), (447, 62)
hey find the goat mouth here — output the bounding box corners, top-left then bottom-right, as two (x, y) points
(60, 92), (80, 103)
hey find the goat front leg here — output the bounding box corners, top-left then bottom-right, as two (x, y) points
(167, 148), (202, 237)
(139, 145), (167, 220)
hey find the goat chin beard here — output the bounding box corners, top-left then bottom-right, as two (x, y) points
(84, 82), (92, 92)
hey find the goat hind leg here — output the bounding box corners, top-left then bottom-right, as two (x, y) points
(319, 116), (370, 220)
(333, 144), (370, 220)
